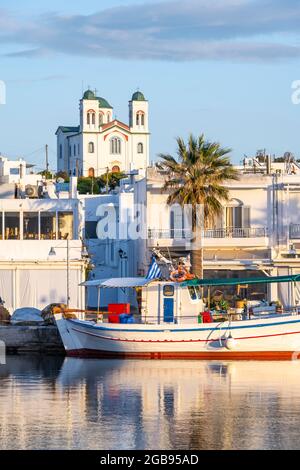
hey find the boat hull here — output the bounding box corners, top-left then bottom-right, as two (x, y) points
(55, 314), (300, 360)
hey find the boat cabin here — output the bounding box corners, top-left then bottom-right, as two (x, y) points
(141, 281), (204, 324)
(81, 277), (205, 325)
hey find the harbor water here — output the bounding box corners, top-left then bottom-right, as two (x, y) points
(1, 356), (300, 450)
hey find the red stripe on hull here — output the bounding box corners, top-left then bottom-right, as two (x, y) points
(66, 349), (296, 360)
(71, 326), (300, 343)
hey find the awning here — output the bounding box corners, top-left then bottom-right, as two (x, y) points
(183, 274), (300, 287)
(80, 277), (158, 288)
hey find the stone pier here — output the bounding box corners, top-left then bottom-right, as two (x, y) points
(0, 325), (65, 355)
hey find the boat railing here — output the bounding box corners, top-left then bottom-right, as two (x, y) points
(57, 306), (300, 324)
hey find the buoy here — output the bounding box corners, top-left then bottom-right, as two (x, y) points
(225, 335), (237, 350)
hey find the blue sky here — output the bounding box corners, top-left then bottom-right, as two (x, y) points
(1, 0), (300, 171)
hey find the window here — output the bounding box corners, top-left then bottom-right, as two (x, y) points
(225, 206), (250, 229)
(136, 111), (145, 126)
(107, 112), (111, 122)
(40, 212), (56, 240)
(188, 286), (201, 301)
(85, 221), (97, 239)
(88, 142), (95, 153)
(87, 111), (95, 125)
(110, 137), (121, 155)
(4, 212), (20, 240)
(69, 146), (72, 157)
(74, 144), (76, 156)
(10, 168), (19, 175)
(23, 212), (39, 240)
(88, 167), (95, 178)
(99, 113), (103, 125)
(137, 143), (144, 154)
(58, 211), (73, 240)
(59, 144), (63, 159)
(163, 285), (174, 297)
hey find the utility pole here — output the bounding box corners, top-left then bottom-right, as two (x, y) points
(45, 144), (49, 173)
(106, 167), (109, 194)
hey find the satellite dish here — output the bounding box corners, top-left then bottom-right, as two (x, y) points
(57, 177), (65, 184)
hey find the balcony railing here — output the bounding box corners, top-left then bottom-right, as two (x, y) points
(148, 227), (268, 240)
(290, 224), (300, 239)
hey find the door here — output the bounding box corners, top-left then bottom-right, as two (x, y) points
(163, 298), (174, 323)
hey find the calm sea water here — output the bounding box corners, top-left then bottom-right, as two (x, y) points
(0, 356), (300, 450)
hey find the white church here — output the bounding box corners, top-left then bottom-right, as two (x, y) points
(56, 89), (150, 177)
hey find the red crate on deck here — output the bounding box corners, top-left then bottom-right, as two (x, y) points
(108, 313), (121, 323)
(108, 303), (130, 314)
(201, 311), (213, 323)
(108, 303), (130, 323)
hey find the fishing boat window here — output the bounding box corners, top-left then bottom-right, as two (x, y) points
(23, 212), (39, 240)
(188, 286), (201, 301)
(4, 212), (20, 240)
(58, 212), (73, 240)
(163, 285), (174, 297)
(195, 286), (201, 299)
(40, 212), (57, 240)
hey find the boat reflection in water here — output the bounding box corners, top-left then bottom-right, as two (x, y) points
(1, 357), (300, 449)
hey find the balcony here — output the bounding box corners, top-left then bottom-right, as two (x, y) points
(147, 227), (268, 248)
(290, 224), (300, 239)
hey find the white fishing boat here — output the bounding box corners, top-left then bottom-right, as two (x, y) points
(55, 273), (300, 360)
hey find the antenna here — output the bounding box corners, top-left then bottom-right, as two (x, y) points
(45, 144), (49, 173)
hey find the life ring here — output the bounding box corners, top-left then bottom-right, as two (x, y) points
(170, 268), (187, 283)
(185, 272), (195, 280)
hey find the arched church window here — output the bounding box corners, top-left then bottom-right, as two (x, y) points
(107, 113), (111, 122)
(137, 143), (144, 154)
(112, 165), (120, 173)
(88, 167), (95, 178)
(136, 111), (145, 126)
(87, 110), (95, 125)
(110, 137), (121, 155)
(88, 142), (95, 153)
(99, 113), (103, 125)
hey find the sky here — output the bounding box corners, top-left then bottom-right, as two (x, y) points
(1, 0), (300, 171)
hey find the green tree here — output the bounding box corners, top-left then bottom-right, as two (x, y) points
(38, 170), (53, 179)
(77, 177), (100, 195)
(158, 134), (239, 278)
(98, 171), (126, 191)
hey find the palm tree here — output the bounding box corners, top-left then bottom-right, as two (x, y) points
(158, 134), (239, 278)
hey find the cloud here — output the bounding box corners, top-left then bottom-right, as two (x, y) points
(1, 0), (300, 61)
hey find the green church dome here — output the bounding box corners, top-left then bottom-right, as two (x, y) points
(132, 91), (146, 101)
(83, 90), (96, 100)
(97, 97), (112, 109)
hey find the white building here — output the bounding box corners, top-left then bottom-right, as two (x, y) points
(82, 157), (300, 309)
(0, 157), (87, 312)
(0, 155), (41, 188)
(56, 89), (150, 177)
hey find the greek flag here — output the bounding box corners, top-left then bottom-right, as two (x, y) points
(146, 256), (162, 280)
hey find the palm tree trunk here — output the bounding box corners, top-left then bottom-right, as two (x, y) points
(190, 229), (204, 279)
